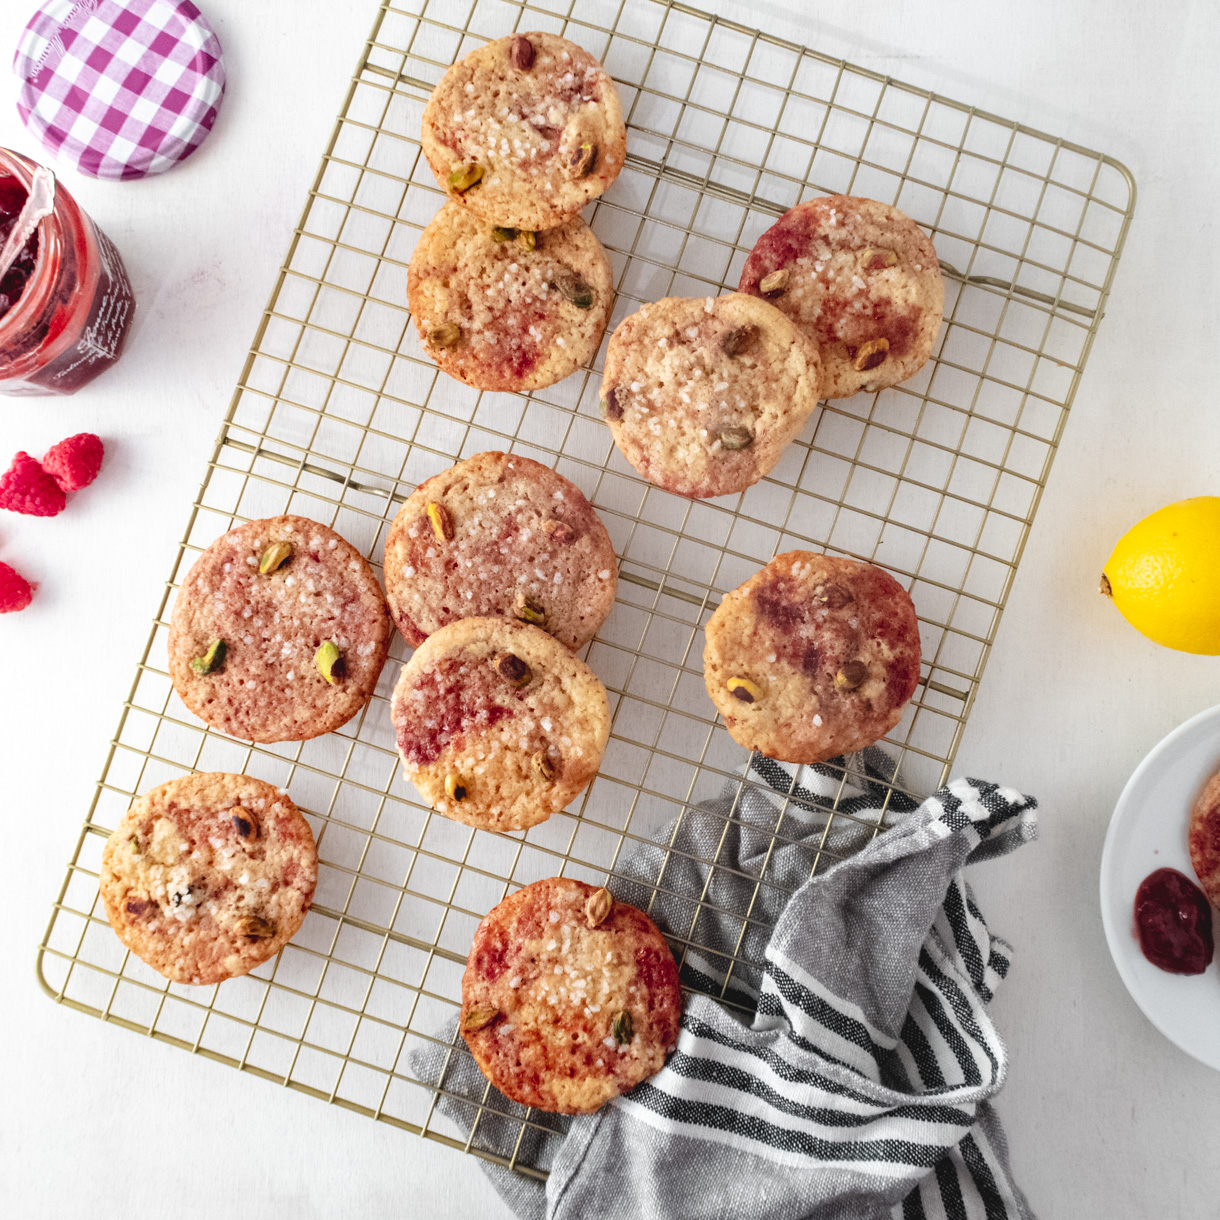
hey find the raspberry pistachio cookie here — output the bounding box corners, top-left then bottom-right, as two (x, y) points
(739, 196), (943, 399)
(408, 201), (613, 392)
(460, 877), (682, 1114)
(599, 293), (821, 499)
(384, 451), (617, 651)
(391, 617), (609, 831)
(168, 515), (392, 744)
(703, 551), (922, 763)
(1189, 767), (1220, 907)
(99, 773), (317, 985)
(422, 32), (626, 231)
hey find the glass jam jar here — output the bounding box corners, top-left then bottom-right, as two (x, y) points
(0, 148), (135, 396)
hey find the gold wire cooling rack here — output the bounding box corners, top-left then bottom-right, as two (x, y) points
(38, 0), (1134, 1180)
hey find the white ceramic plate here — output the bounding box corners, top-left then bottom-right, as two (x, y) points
(1100, 702), (1220, 1069)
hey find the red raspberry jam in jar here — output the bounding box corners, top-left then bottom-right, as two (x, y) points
(0, 149), (135, 396)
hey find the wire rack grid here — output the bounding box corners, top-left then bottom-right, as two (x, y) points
(37, 0), (1134, 1180)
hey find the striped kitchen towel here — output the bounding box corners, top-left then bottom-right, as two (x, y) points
(411, 750), (1038, 1220)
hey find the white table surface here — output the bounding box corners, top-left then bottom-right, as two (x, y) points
(3, 1), (1219, 1216)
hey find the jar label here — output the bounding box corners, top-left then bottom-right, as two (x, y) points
(27, 227), (135, 393)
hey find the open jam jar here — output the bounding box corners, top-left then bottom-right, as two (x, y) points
(0, 149), (135, 396)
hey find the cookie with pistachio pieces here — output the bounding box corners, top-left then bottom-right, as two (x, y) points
(1189, 767), (1220, 908)
(391, 617), (609, 832)
(408, 202), (613, 391)
(461, 877), (682, 1114)
(599, 293), (821, 499)
(99, 773), (317, 985)
(703, 551), (922, 763)
(384, 451), (617, 650)
(739, 196), (943, 399)
(168, 515), (392, 743)
(421, 31), (626, 231)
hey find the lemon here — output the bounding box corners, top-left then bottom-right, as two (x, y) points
(1101, 496), (1220, 654)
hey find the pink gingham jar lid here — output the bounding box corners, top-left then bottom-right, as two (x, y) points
(13, 0), (225, 180)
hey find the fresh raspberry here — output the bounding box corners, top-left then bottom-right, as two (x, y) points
(42, 431), (104, 493)
(0, 452), (66, 516)
(0, 562), (32, 612)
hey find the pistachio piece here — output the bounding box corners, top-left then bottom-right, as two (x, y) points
(448, 162), (484, 194)
(496, 653), (532, 687)
(462, 1002), (500, 1032)
(190, 638), (226, 675)
(532, 750), (556, 782)
(491, 225), (518, 243)
(861, 246), (898, 272)
(428, 321), (461, 348)
(315, 640), (345, 685)
(719, 426), (754, 451)
(552, 269), (594, 309)
(834, 659), (869, 692)
(585, 887), (613, 928)
(445, 773), (468, 801)
(231, 811), (259, 839)
(612, 1010), (634, 1045)
(234, 914), (275, 940)
(759, 268), (790, 296)
(852, 337), (889, 372)
(543, 518), (576, 544)
(720, 324), (759, 357)
(726, 676), (763, 704)
(129, 835), (140, 854)
(258, 541), (293, 575)
(817, 583), (854, 609)
(426, 501), (455, 542)
(513, 591), (547, 626)
(124, 898), (149, 916)
(516, 229), (537, 252)
(570, 142), (598, 178)
(601, 387), (622, 421)
(508, 33), (535, 71)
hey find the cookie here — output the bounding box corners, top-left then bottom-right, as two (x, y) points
(460, 877), (681, 1114)
(99, 773), (317, 986)
(703, 551), (922, 763)
(739, 196), (943, 399)
(421, 32), (626, 231)
(168, 515), (392, 744)
(599, 293), (822, 499)
(1189, 766), (1220, 907)
(384, 451), (617, 651)
(408, 202), (614, 392)
(391, 617), (609, 831)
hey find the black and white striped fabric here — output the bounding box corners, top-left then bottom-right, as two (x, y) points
(411, 752), (1038, 1220)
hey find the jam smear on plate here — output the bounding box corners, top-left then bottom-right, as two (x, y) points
(1134, 867), (1214, 974)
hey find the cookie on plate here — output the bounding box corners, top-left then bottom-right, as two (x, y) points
(168, 515), (392, 744)
(460, 877), (681, 1114)
(703, 551), (922, 763)
(599, 293), (821, 499)
(391, 617), (609, 831)
(1189, 767), (1220, 907)
(738, 196), (943, 399)
(421, 32), (626, 231)
(99, 773), (317, 986)
(408, 201), (613, 392)
(384, 451), (617, 651)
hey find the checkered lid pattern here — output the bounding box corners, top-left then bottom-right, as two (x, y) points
(13, 0), (225, 180)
